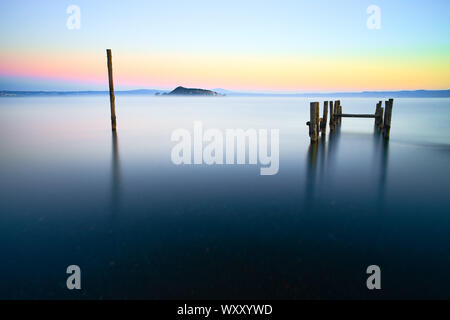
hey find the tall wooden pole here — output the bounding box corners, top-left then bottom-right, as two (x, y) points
(107, 49), (117, 131)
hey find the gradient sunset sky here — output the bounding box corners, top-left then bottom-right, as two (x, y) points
(0, 0), (449, 92)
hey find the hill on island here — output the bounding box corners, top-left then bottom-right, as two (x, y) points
(167, 86), (224, 96)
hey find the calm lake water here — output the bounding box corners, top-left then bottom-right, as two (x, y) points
(0, 96), (450, 299)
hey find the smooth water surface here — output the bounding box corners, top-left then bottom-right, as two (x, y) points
(0, 96), (449, 299)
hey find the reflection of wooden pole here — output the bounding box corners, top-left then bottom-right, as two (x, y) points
(111, 130), (120, 213)
(106, 49), (117, 131)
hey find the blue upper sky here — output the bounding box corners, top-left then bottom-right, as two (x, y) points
(0, 0), (449, 91)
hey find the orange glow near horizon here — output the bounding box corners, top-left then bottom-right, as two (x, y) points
(1, 49), (449, 92)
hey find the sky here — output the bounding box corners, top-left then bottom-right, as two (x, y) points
(0, 0), (449, 92)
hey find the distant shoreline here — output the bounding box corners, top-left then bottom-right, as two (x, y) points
(1, 89), (449, 98)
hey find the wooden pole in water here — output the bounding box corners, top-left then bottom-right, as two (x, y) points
(106, 49), (117, 131)
(308, 102), (319, 143)
(329, 101), (334, 131)
(321, 101), (328, 135)
(378, 101), (384, 131)
(375, 102), (381, 127)
(379, 107), (384, 130)
(315, 102), (320, 140)
(334, 100), (339, 126)
(383, 98), (394, 139)
(376, 101), (384, 129)
(335, 100), (341, 125)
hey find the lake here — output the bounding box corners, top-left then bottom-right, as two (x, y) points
(0, 96), (449, 299)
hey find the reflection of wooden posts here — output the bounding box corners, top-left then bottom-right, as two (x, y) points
(106, 49), (117, 131)
(383, 99), (394, 139)
(320, 101), (328, 135)
(307, 102), (320, 143)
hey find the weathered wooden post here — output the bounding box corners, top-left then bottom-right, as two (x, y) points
(314, 102), (320, 140)
(375, 101), (381, 127)
(383, 98), (394, 139)
(336, 101), (339, 125)
(307, 102), (319, 143)
(378, 105), (384, 130)
(374, 102), (379, 126)
(335, 100), (341, 125)
(377, 100), (384, 131)
(106, 49), (117, 131)
(329, 101), (335, 131)
(321, 101), (328, 135)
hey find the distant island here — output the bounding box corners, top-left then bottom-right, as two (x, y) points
(166, 86), (224, 96)
(1, 89), (450, 98)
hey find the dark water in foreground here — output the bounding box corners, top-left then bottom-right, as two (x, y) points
(0, 96), (450, 299)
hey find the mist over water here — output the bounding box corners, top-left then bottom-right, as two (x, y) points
(1, 96), (450, 299)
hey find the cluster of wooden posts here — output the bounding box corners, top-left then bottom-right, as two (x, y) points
(307, 99), (394, 142)
(106, 49), (395, 141)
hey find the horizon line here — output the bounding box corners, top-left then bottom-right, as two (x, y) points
(1, 88), (450, 94)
